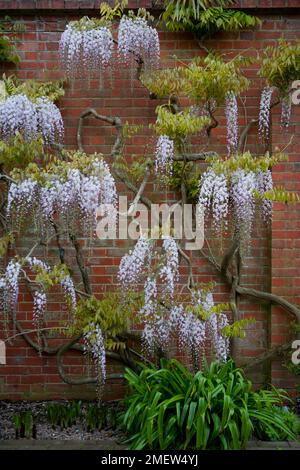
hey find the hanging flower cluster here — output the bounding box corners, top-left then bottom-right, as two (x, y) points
(198, 164), (273, 237)
(60, 275), (77, 318)
(0, 93), (64, 144)
(118, 237), (153, 287)
(140, 286), (230, 362)
(225, 92), (238, 155)
(83, 322), (106, 388)
(33, 289), (47, 344)
(259, 86), (273, 142)
(198, 169), (229, 233)
(59, 19), (114, 77)
(0, 256), (77, 335)
(0, 260), (22, 320)
(154, 135), (174, 180)
(35, 97), (64, 144)
(281, 95), (292, 129)
(159, 236), (179, 298)
(7, 156), (117, 235)
(118, 16), (160, 69)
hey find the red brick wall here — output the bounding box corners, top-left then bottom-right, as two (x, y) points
(0, 1), (299, 399)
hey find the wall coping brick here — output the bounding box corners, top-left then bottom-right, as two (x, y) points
(0, 0), (299, 12)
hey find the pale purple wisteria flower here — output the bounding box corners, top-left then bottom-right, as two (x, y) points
(0, 94), (38, 141)
(198, 165), (274, 238)
(0, 93), (64, 144)
(35, 97), (64, 144)
(27, 257), (51, 273)
(61, 275), (76, 318)
(33, 290), (47, 329)
(281, 95), (292, 129)
(155, 135), (174, 180)
(256, 169), (273, 221)
(198, 169), (229, 233)
(178, 312), (206, 353)
(6, 158), (117, 235)
(118, 237), (153, 286)
(118, 16), (160, 70)
(83, 323), (106, 386)
(231, 169), (257, 236)
(0, 260), (22, 327)
(259, 86), (274, 141)
(139, 277), (157, 317)
(159, 236), (179, 298)
(225, 92), (238, 155)
(59, 22), (114, 77)
(6, 179), (38, 225)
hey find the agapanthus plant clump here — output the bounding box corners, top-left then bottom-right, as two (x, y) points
(117, 14), (160, 70)
(59, 16), (114, 77)
(7, 152), (117, 235)
(0, 93), (64, 144)
(197, 151), (286, 238)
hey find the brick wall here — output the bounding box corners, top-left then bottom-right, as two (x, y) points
(0, 1), (299, 400)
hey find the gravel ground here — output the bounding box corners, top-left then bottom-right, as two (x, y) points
(0, 401), (126, 442)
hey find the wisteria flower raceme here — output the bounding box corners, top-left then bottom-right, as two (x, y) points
(59, 21), (114, 77)
(35, 97), (64, 144)
(0, 93), (64, 144)
(118, 16), (160, 70)
(0, 260), (22, 328)
(231, 169), (257, 236)
(155, 135), (174, 180)
(198, 166), (273, 237)
(281, 95), (292, 129)
(256, 169), (273, 221)
(0, 94), (38, 141)
(118, 236), (153, 287)
(33, 289), (47, 330)
(225, 92), (238, 155)
(61, 275), (77, 318)
(83, 323), (106, 386)
(139, 281), (231, 363)
(159, 236), (179, 298)
(6, 157), (117, 235)
(259, 86), (274, 142)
